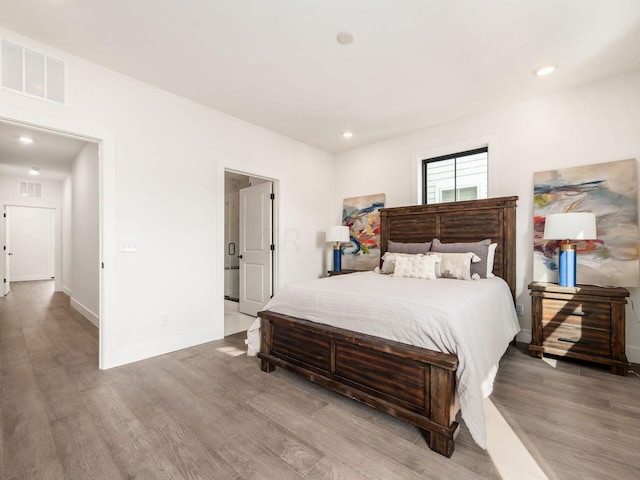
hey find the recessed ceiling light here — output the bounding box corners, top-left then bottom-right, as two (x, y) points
(337, 31), (355, 46)
(29, 167), (40, 175)
(343, 131), (353, 138)
(19, 136), (34, 144)
(533, 65), (557, 76)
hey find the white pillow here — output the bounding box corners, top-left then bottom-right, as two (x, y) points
(487, 243), (497, 277)
(428, 252), (480, 280)
(392, 254), (439, 280)
(380, 252), (424, 274)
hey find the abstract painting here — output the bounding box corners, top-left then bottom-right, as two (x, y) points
(533, 159), (639, 287)
(342, 193), (385, 270)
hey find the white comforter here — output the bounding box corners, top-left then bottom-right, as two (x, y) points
(246, 271), (520, 449)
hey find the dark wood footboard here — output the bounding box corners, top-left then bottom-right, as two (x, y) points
(258, 310), (460, 457)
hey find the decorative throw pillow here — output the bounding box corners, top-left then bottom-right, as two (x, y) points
(428, 252), (481, 280)
(388, 240), (432, 254)
(392, 254), (438, 280)
(380, 252), (423, 274)
(431, 238), (492, 278)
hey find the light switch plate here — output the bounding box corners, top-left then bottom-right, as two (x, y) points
(120, 239), (140, 253)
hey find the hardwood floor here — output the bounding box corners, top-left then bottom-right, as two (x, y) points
(1, 280), (640, 479)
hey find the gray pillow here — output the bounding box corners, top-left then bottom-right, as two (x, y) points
(387, 240), (432, 254)
(431, 238), (491, 278)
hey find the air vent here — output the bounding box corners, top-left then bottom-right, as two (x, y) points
(2, 38), (66, 104)
(20, 181), (42, 198)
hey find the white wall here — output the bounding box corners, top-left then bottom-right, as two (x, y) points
(0, 27), (335, 368)
(0, 175), (63, 291)
(334, 72), (640, 363)
(61, 175), (72, 295)
(70, 142), (100, 325)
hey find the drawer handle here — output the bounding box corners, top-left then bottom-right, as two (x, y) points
(559, 310), (589, 317)
(557, 337), (588, 344)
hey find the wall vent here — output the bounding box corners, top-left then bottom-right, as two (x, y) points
(1, 38), (66, 104)
(20, 181), (42, 198)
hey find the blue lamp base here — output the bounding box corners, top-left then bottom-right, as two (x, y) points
(333, 246), (342, 272)
(558, 244), (576, 287)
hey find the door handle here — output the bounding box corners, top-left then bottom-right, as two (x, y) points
(7, 253), (13, 256)
(238, 255), (243, 259)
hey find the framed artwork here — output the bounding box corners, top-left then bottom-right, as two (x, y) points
(342, 193), (385, 270)
(533, 159), (639, 287)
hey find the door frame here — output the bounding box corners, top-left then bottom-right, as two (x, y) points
(3, 204), (10, 296)
(0, 114), (115, 370)
(218, 164), (279, 333)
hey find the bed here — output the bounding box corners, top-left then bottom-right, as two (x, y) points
(253, 196), (518, 457)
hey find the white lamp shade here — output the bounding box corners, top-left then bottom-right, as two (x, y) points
(326, 225), (350, 243)
(543, 212), (597, 240)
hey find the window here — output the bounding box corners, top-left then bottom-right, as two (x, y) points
(422, 147), (488, 204)
(1, 38), (66, 104)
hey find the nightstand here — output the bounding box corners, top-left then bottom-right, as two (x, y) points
(327, 269), (359, 276)
(528, 281), (629, 375)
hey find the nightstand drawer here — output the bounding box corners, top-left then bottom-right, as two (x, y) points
(541, 299), (611, 332)
(542, 321), (611, 357)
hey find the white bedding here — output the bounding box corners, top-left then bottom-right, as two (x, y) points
(246, 271), (520, 449)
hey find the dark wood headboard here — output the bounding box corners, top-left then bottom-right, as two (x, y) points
(379, 196), (518, 299)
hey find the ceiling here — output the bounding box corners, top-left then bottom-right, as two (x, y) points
(0, 0), (639, 155)
(0, 122), (88, 181)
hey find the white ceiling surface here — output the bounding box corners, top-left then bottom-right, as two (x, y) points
(0, 122), (88, 181)
(1, 1), (640, 153)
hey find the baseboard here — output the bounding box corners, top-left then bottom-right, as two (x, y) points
(110, 327), (221, 368)
(11, 275), (54, 282)
(62, 286), (72, 297)
(70, 297), (99, 328)
(516, 328), (532, 344)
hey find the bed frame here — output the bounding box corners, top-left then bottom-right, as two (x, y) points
(258, 196), (517, 457)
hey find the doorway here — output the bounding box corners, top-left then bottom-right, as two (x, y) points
(224, 172), (249, 302)
(223, 170), (275, 335)
(0, 118), (103, 363)
(4, 206), (55, 288)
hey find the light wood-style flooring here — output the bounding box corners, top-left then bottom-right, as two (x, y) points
(1, 280), (640, 479)
(224, 299), (256, 337)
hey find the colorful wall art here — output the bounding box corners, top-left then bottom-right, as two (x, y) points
(342, 193), (385, 270)
(533, 159), (640, 287)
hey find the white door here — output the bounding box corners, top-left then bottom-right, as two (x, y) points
(3, 206), (10, 296)
(239, 181), (273, 316)
(8, 206), (55, 282)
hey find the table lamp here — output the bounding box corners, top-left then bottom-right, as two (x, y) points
(326, 226), (350, 272)
(543, 212), (597, 287)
